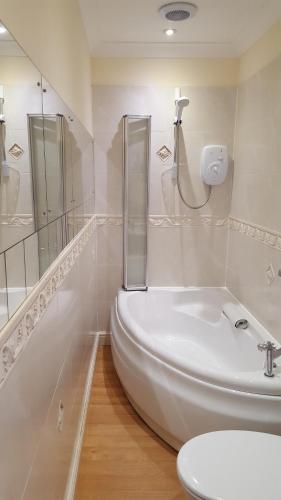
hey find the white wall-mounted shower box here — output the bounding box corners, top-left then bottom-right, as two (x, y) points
(200, 145), (228, 185)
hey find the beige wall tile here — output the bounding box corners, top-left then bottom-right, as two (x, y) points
(148, 226), (227, 287)
(231, 171), (281, 232)
(94, 131), (123, 214)
(93, 84), (236, 218)
(0, 224), (34, 254)
(97, 224), (123, 266)
(228, 54), (281, 341)
(24, 233), (40, 288)
(96, 224), (123, 331)
(232, 54), (281, 231)
(180, 86), (237, 139)
(92, 85), (175, 135)
(226, 229), (281, 343)
(97, 300), (114, 333)
(0, 254), (8, 328)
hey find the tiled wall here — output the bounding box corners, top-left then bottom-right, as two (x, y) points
(93, 84), (237, 331)
(227, 54), (281, 343)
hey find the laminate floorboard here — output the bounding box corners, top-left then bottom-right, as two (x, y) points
(75, 345), (187, 500)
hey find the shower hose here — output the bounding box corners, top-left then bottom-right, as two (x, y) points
(174, 123), (212, 210)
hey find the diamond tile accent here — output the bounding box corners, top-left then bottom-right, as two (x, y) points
(8, 143), (24, 160)
(156, 145), (172, 162)
(265, 264), (276, 286)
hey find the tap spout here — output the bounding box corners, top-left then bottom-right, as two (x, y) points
(257, 341), (281, 377)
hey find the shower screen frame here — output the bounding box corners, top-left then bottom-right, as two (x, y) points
(28, 113), (65, 231)
(123, 114), (151, 291)
(28, 113), (66, 277)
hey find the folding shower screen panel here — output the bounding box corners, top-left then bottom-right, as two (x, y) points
(123, 115), (151, 291)
(28, 114), (65, 277)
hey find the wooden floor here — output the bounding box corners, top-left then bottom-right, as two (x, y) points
(74, 345), (186, 500)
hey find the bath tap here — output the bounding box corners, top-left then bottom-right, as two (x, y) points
(257, 341), (281, 377)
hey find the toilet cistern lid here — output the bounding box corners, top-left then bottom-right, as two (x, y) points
(177, 430), (281, 500)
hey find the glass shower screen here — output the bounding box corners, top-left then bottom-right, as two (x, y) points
(123, 115), (151, 291)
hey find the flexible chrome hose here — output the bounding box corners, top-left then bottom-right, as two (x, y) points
(174, 123), (211, 210)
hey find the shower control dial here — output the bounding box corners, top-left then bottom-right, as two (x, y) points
(200, 145), (228, 185)
(210, 162), (219, 174)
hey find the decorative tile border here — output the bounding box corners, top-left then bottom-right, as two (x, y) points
(2, 212), (278, 388)
(229, 216), (281, 251)
(0, 216), (95, 388)
(0, 214), (33, 227)
(96, 216), (281, 245)
(149, 215), (227, 227)
(95, 214), (228, 228)
(96, 215), (122, 226)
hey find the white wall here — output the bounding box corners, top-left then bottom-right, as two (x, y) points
(239, 18), (281, 82)
(92, 58), (239, 87)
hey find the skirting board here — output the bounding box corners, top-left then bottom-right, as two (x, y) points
(98, 331), (112, 346)
(64, 333), (99, 500)
(63, 331), (111, 500)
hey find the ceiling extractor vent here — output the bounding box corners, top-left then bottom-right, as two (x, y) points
(159, 2), (197, 21)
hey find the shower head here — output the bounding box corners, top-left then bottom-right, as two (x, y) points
(174, 96), (189, 124)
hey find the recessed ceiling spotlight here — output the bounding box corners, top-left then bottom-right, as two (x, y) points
(0, 25), (7, 34)
(159, 2), (198, 22)
(164, 28), (176, 36)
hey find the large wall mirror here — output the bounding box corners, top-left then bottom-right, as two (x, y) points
(0, 22), (94, 329)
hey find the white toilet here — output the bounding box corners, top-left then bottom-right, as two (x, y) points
(177, 430), (281, 500)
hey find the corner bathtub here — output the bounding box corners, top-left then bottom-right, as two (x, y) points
(111, 287), (281, 450)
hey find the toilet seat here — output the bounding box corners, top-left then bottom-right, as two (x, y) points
(177, 431), (281, 500)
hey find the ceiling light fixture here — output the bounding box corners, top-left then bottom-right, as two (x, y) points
(0, 25), (7, 34)
(164, 28), (176, 36)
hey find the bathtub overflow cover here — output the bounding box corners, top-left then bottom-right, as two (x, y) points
(235, 318), (249, 329)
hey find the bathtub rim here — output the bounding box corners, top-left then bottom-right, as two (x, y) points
(115, 287), (281, 396)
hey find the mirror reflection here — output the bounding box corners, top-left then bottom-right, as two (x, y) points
(0, 25), (94, 329)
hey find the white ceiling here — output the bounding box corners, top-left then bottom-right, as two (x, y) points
(79, 0), (281, 58)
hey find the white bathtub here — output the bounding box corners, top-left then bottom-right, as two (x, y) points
(111, 287), (281, 450)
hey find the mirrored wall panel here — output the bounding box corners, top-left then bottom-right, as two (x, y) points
(0, 24), (94, 330)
